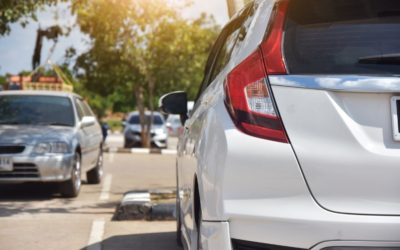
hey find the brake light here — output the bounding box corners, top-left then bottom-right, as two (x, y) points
(224, 1), (289, 143)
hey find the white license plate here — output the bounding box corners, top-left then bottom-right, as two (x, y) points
(0, 157), (13, 172)
(391, 96), (400, 141)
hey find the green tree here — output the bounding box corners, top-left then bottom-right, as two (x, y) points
(0, 75), (6, 88)
(0, 0), (65, 35)
(73, 0), (219, 147)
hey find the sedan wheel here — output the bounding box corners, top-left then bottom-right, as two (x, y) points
(87, 148), (103, 184)
(60, 153), (81, 198)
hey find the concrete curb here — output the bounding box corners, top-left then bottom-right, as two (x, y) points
(113, 190), (176, 221)
(104, 147), (177, 155)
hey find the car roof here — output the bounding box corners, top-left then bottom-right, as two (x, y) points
(0, 90), (82, 99)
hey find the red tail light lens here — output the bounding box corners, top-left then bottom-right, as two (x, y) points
(224, 1), (289, 143)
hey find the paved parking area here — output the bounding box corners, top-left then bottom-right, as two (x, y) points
(0, 151), (181, 250)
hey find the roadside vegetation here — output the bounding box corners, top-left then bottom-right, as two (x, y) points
(0, 0), (220, 146)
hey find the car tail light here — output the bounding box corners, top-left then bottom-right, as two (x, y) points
(224, 0), (289, 143)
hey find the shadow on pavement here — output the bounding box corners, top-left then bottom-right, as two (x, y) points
(0, 183), (118, 217)
(0, 183), (59, 201)
(83, 232), (182, 250)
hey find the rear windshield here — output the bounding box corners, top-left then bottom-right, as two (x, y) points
(0, 95), (75, 126)
(284, 0), (400, 75)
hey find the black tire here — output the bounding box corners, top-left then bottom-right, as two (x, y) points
(196, 208), (203, 250)
(87, 148), (103, 184)
(176, 197), (183, 247)
(60, 153), (81, 198)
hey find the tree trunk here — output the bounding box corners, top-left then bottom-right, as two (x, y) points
(135, 86), (150, 148)
(147, 76), (156, 149)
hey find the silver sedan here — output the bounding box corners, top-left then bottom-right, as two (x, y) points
(0, 91), (104, 197)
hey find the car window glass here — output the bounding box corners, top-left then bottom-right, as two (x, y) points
(231, 4), (256, 57)
(209, 4), (256, 83)
(74, 98), (84, 121)
(194, 3), (256, 106)
(208, 28), (241, 83)
(194, 30), (227, 104)
(128, 114), (163, 125)
(129, 115), (140, 124)
(82, 101), (95, 117)
(0, 95), (75, 127)
(284, 0), (400, 75)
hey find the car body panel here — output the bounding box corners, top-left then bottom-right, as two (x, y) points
(271, 77), (400, 215)
(177, 0), (277, 247)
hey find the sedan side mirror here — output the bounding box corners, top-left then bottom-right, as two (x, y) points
(81, 116), (96, 128)
(159, 91), (188, 124)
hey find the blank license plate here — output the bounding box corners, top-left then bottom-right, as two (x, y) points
(391, 97), (400, 141)
(0, 157), (13, 172)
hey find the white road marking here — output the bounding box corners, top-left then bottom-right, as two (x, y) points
(161, 149), (177, 155)
(131, 148), (151, 154)
(108, 148), (117, 163)
(86, 220), (105, 250)
(99, 174), (112, 201)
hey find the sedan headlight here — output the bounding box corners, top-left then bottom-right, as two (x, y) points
(34, 142), (70, 154)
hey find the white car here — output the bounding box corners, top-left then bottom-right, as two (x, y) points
(160, 0), (400, 249)
(123, 111), (169, 148)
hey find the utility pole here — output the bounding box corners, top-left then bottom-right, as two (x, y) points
(226, 0), (250, 18)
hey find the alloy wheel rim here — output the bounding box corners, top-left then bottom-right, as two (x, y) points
(74, 155), (81, 191)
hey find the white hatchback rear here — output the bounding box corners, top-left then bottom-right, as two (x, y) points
(160, 0), (400, 249)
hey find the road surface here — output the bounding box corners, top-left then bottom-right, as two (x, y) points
(0, 152), (181, 250)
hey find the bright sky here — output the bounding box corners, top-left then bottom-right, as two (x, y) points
(0, 0), (229, 75)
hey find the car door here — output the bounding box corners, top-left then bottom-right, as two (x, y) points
(81, 100), (102, 167)
(74, 98), (101, 170)
(177, 3), (258, 245)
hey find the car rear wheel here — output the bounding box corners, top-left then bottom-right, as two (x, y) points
(87, 148), (103, 184)
(176, 195), (183, 246)
(196, 208), (203, 250)
(60, 153), (81, 198)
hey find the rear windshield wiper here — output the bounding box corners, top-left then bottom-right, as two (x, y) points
(358, 53), (400, 65)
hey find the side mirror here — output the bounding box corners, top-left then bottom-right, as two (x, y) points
(159, 91), (188, 125)
(81, 116), (96, 128)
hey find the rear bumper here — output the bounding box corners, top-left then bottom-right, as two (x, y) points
(220, 196), (400, 249)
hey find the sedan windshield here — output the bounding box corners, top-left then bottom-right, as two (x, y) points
(129, 114), (164, 125)
(0, 95), (75, 126)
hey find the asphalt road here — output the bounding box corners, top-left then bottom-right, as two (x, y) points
(0, 151), (181, 250)
(105, 132), (179, 150)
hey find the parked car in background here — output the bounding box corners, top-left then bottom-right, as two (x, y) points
(123, 111), (168, 148)
(160, 0), (400, 249)
(166, 115), (183, 137)
(0, 91), (104, 197)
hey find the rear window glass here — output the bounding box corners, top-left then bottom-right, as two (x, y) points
(284, 0), (400, 75)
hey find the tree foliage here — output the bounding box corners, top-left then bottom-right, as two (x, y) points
(73, 0), (219, 110)
(0, 0), (65, 35)
(72, 0), (220, 146)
